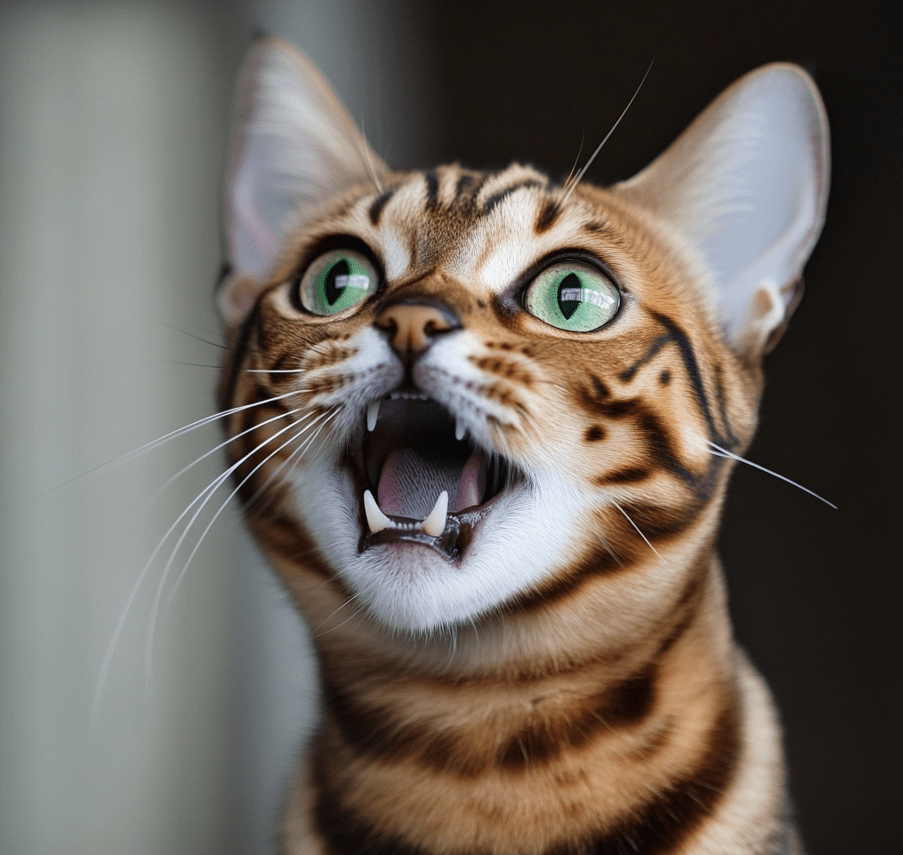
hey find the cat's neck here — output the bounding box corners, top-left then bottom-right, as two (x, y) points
(276, 557), (779, 854)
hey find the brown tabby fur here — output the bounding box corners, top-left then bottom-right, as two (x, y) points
(217, 40), (827, 855)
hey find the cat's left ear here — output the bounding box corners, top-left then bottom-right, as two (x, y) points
(620, 64), (829, 357)
(219, 38), (388, 326)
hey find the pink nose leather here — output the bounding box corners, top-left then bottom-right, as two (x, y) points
(375, 304), (453, 355)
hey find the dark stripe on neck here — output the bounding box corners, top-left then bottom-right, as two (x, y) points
(322, 660), (657, 779)
(554, 700), (742, 854)
(314, 697), (742, 855)
(508, 532), (640, 613)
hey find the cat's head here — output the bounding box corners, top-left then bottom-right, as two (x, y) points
(216, 39), (828, 638)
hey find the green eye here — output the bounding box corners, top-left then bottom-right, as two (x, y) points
(523, 262), (619, 332)
(297, 249), (379, 316)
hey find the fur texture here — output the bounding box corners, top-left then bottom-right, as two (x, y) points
(217, 39), (828, 854)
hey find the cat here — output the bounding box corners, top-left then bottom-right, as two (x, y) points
(216, 37), (828, 854)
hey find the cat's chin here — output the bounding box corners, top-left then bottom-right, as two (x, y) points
(347, 542), (496, 633)
(342, 483), (526, 633)
(293, 459), (584, 633)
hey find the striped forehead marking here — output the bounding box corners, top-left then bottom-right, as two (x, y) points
(451, 193), (602, 293)
(353, 165), (600, 291)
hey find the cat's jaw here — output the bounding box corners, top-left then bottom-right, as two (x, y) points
(292, 456), (587, 632)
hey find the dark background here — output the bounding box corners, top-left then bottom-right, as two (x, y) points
(386, 2), (900, 852)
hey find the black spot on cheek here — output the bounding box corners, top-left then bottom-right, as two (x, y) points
(659, 370), (671, 386)
(585, 425), (606, 442)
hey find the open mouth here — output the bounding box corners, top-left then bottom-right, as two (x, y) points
(353, 394), (519, 561)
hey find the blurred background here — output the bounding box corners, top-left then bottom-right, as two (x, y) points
(0, 1), (899, 852)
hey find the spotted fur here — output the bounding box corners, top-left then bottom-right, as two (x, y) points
(217, 39), (828, 855)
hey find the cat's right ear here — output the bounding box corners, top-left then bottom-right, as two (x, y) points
(218, 38), (388, 326)
(620, 64), (829, 359)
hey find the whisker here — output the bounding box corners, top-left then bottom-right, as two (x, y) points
(158, 322), (230, 352)
(91, 416), (304, 721)
(51, 390), (303, 494)
(708, 441), (836, 509)
(143, 420), (319, 694)
(314, 600), (368, 638)
(155, 410), (340, 626)
(108, 390), (303, 471)
(149, 406), (304, 501)
(560, 120), (586, 200)
(594, 528), (623, 566)
(559, 60), (653, 207)
(241, 409), (339, 515)
(611, 499), (663, 560)
(310, 592), (362, 636)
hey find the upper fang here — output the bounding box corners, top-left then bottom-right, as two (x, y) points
(366, 400), (380, 432)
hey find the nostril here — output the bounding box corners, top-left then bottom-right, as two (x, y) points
(375, 300), (460, 356)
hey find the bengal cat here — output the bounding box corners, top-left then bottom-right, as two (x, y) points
(216, 38), (829, 854)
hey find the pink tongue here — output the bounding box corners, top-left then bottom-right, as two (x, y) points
(457, 450), (486, 512)
(377, 448), (487, 518)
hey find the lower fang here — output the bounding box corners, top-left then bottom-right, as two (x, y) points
(421, 491), (448, 537)
(363, 490), (391, 534)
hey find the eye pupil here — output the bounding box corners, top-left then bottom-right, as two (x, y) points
(324, 259), (351, 306)
(523, 261), (619, 332)
(557, 272), (581, 320)
(296, 248), (378, 316)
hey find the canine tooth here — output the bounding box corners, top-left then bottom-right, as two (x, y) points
(366, 400), (380, 432)
(363, 490), (392, 534)
(421, 491), (448, 537)
(455, 419), (466, 441)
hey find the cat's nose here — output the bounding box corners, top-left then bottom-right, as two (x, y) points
(374, 300), (460, 357)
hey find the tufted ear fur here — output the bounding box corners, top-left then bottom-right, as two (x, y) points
(620, 64), (829, 357)
(219, 38), (388, 326)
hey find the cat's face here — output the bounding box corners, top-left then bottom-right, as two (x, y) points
(221, 163), (757, 634)
(218, 41), (828, 639)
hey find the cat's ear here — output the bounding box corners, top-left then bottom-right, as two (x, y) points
(621, 64), (829, 357)
(219, 38), (388, 325)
